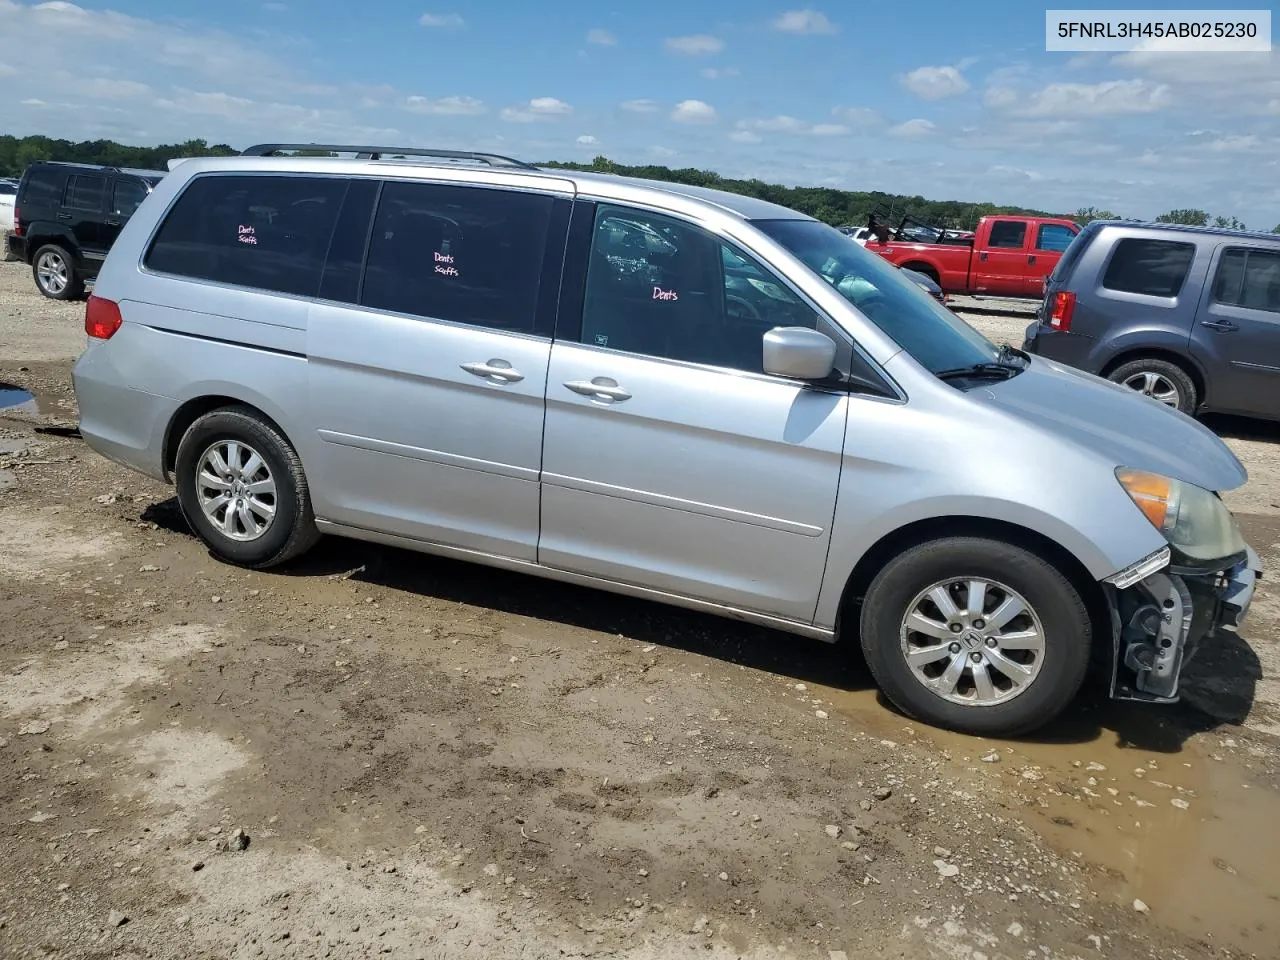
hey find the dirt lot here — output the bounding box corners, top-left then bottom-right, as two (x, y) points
(2, 259), (1278, 960)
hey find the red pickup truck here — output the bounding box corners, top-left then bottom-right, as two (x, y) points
(864, 215), (1080, 299)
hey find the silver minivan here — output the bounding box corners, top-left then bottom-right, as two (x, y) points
(71, 144), (1260, 736)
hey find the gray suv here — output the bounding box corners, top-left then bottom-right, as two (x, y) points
(70, 143), (1259, 737)
(1023, 220), (1280, 419)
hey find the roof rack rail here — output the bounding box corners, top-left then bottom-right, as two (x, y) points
(239, 143), (539, 170)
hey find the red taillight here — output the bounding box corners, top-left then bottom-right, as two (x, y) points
(1049, 290), (1076, 331)
(85, 295), (123, 340)
(11, 204), (21, 237)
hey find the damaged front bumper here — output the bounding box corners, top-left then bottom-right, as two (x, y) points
(1105, 544), (1261, 702)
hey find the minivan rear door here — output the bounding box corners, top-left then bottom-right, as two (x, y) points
(306, 177), (572, 562)
(1189, 241), (1280, 415)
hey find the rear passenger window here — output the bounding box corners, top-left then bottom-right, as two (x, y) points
(988, 221), (1027, 248)
(1102, 238), (1196, 298)
(1212, 248), (1280, 315)
(360, 181), (554, 334)
(145, 174), (348, 297)
(64, 175), (105, 212)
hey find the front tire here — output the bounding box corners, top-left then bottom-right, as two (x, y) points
(32, 244), (84, 301)
(1107, 357), (1197, 415)
(858, 537), (1091, 737)
(174, 406), (320, 568)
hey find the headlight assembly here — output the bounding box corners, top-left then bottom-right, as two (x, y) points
(1116, 467), (1246, 564)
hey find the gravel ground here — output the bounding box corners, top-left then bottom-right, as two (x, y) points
(1, 259), (1278, 960)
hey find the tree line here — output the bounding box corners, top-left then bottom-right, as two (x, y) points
(3, 134), (1277, 234)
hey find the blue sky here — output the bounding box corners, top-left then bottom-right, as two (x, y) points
(1, 0), (1278, 226)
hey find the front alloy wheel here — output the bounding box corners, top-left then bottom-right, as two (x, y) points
(858, 536), (1092, 736)
(900, 578), (1045, 706)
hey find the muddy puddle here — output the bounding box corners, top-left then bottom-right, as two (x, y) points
(825, 687), (1280, 954)
(0, 386), (37, 415)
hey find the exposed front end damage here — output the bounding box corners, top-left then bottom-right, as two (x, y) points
(1104, 544), (1261, 702)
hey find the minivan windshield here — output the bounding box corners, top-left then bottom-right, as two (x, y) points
(754, 218), (1004, 374)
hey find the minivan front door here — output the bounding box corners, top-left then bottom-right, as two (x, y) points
(1190, 243), (1280, 416)
(306, 179), (571, 561)
(538, 203), (849, 623)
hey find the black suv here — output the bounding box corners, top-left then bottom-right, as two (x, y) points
(6, 161), (165, 300)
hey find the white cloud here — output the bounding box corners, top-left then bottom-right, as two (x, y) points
(702, 67), (740, 79)
(729, 130), (761, 143)
(21, 98), (46, 107)
(649, 146), (678, 158)
(809, 123), (850, 136)
(404, 95), (486, 116)
(770, 9), (838, 35)
(576, 134), (599, 145)
(900, 65), (970, 100)
(889, 118), (936, 139)
(831, 105), (881, 125)
(739, 115), (806, 133)
(586, 28), (616, 45)
(419, 12), (463, 27)
(984, 86), (1018, 108)
(500, 97), (572, 122)
(0, 63), (16, 77)
(665, 35), (724, 56)
(671, 99), (717, 124)
(1017, 79), (1172, 118)
(84, 77), (151, 100)
(621, 98), (660, 113)
(1206, 134), (1264, 153)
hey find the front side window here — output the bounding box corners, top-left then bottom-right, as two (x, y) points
(64, 175), (106, 212)
(112, 179), (148, 218)
(754, 218), (1003, 374)
(361, 180), (554, 334)
(1035, 223), (1076, 252)
(579, 204), (820, 374)
(145, 174), (348, 297)
(988, 221), (1027, 249)
(1102, 238), (1196, 298)
(1213, 248), (1280, 315)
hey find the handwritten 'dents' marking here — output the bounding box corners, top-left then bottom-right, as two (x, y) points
(435, 250), (459, 277)
(237, 225), (258, 246)
(652, 286), (679, 301)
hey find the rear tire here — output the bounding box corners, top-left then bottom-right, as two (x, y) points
(32, 244), (84, 301)
(174, 406), (320, 569)
(858, 536), (1091, 737)
(1106, 357), (1197, 415)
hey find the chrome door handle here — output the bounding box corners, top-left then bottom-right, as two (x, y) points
(1201, 319), (1238, 333)
(461, 359), (524, 382)
(564, 377), (632, 402)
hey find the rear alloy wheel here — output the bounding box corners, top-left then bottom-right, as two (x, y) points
(174, 406), (320, 568)
(32, 244), (84, 301)
(858, 537), (1092, 736)
(1107, 358), (1197, 415)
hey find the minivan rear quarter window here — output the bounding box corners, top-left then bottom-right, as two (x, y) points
(1102, 237), (1196, 298)
(145, 174), (348, 298)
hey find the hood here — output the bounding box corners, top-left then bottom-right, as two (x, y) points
(972, 356), (1247, 492)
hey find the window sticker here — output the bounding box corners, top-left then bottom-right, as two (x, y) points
(651, 285), (679, 301)
(434, 250), (459, 278)
(594, 333), (609, 346)
(237, 225), (258, 246)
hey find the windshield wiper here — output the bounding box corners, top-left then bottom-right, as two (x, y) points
(934, 362), (1021, 382)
